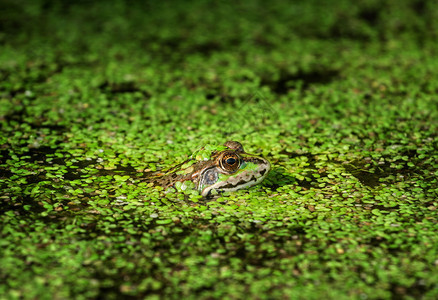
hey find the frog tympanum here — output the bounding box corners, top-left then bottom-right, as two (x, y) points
(149, 141), (270, 196)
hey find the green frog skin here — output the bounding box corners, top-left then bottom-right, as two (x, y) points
(149, 141), (270, 196)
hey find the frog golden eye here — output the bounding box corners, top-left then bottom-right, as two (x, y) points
(226, 157), (236, 165)
(220, 152), (240, 172)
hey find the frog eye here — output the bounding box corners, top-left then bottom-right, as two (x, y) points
(226, 157), (236, 165)
(220, 152), (241, 172)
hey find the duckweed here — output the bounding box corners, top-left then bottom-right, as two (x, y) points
(1, 0), (437, 299)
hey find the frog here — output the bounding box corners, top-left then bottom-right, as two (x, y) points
(149, 141), (270, 197)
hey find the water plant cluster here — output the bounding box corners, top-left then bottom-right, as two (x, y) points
(0, 0), (437, 298)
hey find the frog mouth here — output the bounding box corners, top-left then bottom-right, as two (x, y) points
(200, 158), (270, 197)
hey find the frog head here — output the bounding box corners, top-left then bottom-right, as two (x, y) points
(151, 141), (271, 197)
(193, 141), (271, 196)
